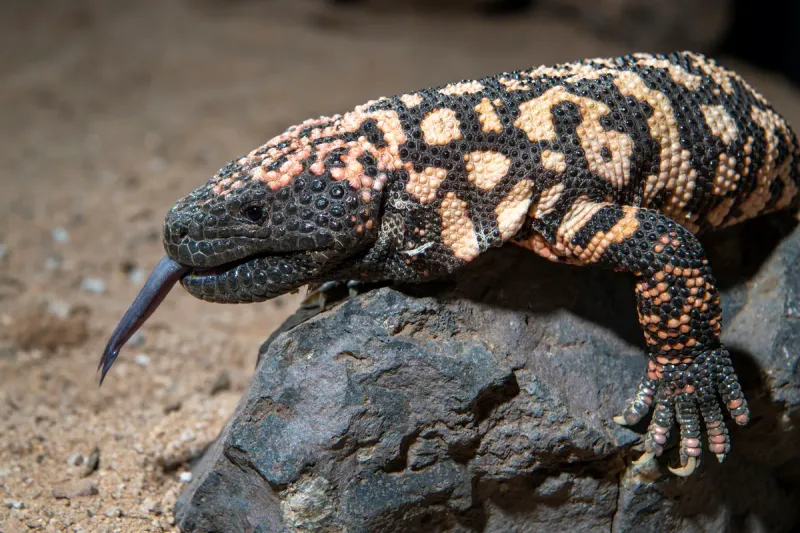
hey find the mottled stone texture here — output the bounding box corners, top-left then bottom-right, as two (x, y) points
(175, 214), (800, 533)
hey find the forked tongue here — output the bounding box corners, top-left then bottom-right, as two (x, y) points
(98, 256), (188, 384)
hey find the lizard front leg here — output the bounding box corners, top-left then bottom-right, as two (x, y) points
(517, 200), (749, 476)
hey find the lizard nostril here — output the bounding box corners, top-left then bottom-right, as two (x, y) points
(169, 217), (190, 242)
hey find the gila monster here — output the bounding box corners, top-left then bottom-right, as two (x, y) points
(99, 51), (800, 477)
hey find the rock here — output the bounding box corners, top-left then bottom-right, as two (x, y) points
(47, 299), (72, 319)
(134, 353), (151, 367)
(52, 479), (98, 500)
(80, 277), (106, 294)
(103, 506), (122, 518)
(3, 499), (24, 509)
(209, 371), (232, 396)
(141, 497), (163, 515)
(43, 256), (62, 271)
(128, 267), (146, 285)
(179, 429), (196, 443)
(51, 227), (70, 243)
(163, 399), (182, 414)
(128, 331), (146, 347)
(175, 214), (800, 532)
(81, 446), (100, 477)
(66, 453), (84, 468)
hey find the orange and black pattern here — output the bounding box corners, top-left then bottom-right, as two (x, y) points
(160, 51), (800, 476)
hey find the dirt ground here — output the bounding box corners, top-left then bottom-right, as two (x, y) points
(2, 1), (800, 532)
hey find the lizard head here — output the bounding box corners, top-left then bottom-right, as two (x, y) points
(165, 118), (391, 303)
(100, 104), (408, 382)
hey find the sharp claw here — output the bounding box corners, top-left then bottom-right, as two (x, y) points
(668, 456), (697, 477)
(715, 453), (726, 463)
(632, 451), (656, 468)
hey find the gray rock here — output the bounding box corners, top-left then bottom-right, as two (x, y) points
(175, 214), (800, 532)
(43, 256), (61, 271)
(80, 277), (106, 294)
(51, 227), (70, 243)
(3, 499), (24, 509)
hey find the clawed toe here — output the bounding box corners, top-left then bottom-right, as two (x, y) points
(301, 280), (362, 310)
(615, 348), (749, 476)
(668, 456), (698, 477)
(615, 376), (657, 426)
(632, 451), (656, 468)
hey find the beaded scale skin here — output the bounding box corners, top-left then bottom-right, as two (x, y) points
(102, 51), (800, 476)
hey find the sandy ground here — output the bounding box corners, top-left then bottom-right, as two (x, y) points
(1, 1), (800, 531)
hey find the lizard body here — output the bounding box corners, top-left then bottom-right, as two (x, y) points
(101, 51), (800, 476)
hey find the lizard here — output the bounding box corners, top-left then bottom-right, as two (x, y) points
(98, 51), (800, 477)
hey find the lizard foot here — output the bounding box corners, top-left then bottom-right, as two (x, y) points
(616, 348), (749, 475)
(302, 280), (364, 310)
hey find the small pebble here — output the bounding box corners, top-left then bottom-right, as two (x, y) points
(179, 429), (195, 443)
(81, 446), (100, 477)
(141, 497), (162, 515)
(66, 453), (84, 467)
(178, 471), (193, 483)
(51, 227), (70, 243)
(128, 331), (146, 347)
(209, 371), (232, 396)
(80, 278), (106, 294)
(113, 363), (128, 377)
(163, 400), (182, 414)
(103, 506), (122, 518)
(134, 353), (151, 367)
(48, 300), (72, 319)
(128, 267), (145, 285)
(44, 256), (61, 271)
(3, 499), (24, 509)
(53, 479), (98, 499)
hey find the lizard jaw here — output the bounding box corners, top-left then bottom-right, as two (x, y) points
(179, 249), (320, 304)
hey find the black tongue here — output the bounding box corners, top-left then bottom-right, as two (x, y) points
(98, 256), (189, 384)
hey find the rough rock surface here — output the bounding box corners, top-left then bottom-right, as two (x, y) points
(175, 214), (800, 533)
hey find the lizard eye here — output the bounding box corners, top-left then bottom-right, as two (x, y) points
(242, 203), (268, 224)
